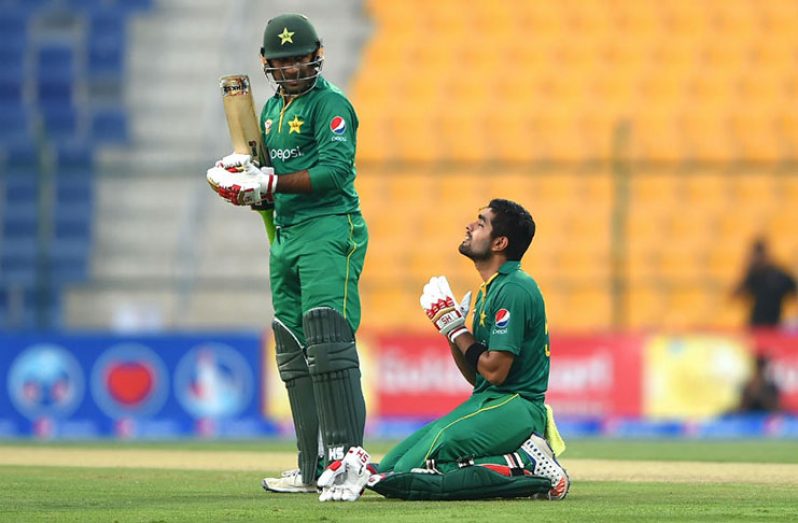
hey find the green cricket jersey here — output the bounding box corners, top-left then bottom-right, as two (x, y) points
(471, 260), (550, 402)
(260, 76), (361, 226)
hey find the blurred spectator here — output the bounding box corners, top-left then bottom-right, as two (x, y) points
(736, 355), (781, 413)
(732, 238), (797, 328)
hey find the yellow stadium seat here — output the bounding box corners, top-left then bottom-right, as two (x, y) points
(389, 111), (440, 163)
(350, 1), (796, 332)
(777, 111), (798, 158)
(626, 284), (666, 330)
(680, 171), (732, 208)
(629, 172), (681, 204)
(661, 286), (712, 329)
(484, 112), (542, 164)
(628, 113), (684, 162)
(774, 175), (798, 205)
(438, 113), (491, 163)
(362, 246), (406, 287)
(727, 174), (776, 203)
(680, 113), (735, 163)
(561, 286), (613, 331)
(556, 244), (612, 282)
(729, 113), (783, 162)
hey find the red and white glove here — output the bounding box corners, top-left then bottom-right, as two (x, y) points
(215, 152), (253, 171)
(420, 276), (471, 343)
(206, 153), (277, 206)
(317, 446), (373, 502)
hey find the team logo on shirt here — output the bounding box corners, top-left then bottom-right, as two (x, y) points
(288, 115), (304, 134)
(495, 309), (511, 328)
(330, 116), (346, 135)
(264, 119), (272, 135)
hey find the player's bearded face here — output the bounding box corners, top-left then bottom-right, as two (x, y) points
(263, 53), (323, 96)
(459, 212), (494, 261)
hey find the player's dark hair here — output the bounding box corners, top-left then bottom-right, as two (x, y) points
(488, 198), (535, 261)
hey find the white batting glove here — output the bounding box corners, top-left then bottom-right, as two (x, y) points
(206, 163), (277, 206)
(458, 290), (472, 318)
(318, 446), (372, 502)
(420, 276), (469, 342)
(215, 152), (253, 171)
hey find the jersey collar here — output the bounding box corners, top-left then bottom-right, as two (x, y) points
(498, 260), (521, 275)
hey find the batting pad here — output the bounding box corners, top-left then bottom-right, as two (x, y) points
(303, 307), (366, 465)
(273, 318), (321, 482)
(368, 466), (552, 501)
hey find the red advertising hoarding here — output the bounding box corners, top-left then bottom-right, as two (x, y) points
(373, 333), (472, 417)
(370, 330), (798, 419)
(372, 333), (645, 418)
(749, 331), (798, 413)
(546, 334), (643, 417)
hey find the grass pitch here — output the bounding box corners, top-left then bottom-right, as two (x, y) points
(1, 439), (797, 522)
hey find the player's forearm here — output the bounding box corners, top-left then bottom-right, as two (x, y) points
(452, 333), (512, 386)
(449, 338), (476, 386)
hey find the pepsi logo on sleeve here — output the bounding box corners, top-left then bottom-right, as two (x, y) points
(495, 309), (511, 328)
(330, 116), (346, 135)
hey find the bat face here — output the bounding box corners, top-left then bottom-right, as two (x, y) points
(219, 74), (270, 167)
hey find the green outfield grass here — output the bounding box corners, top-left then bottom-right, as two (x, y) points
(2, 439), (797, 522)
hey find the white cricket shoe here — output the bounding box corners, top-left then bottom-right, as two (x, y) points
(520, 434), (571, 500)
(318, 446), (372, 502)
(261, 468), (318, 494)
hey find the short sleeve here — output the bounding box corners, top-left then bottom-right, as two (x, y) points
(487, 284), (534, 356)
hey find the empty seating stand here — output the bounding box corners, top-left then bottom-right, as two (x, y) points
(0, 0), (150, 329)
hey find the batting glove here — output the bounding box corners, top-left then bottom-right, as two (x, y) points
(215, 152), (253, 171)
(420, 276), (469, 343)
(318, 446), (372, 502)
(206, 163), (277, 206)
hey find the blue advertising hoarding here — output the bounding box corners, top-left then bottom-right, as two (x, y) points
(0, 333), (277, 439)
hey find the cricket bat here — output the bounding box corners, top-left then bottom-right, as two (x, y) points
(219, 74), (276, 242)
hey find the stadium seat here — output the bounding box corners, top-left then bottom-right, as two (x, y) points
(36, 77), (74, 106)
(4, 142), (40, 175)
(0, 9), (29, 52)
(35, 42), (75, 81)
(0, 104), (34, 144)
(0, 77), (25, 108)
(0, 249), (38, 287)
(41, 105), (80, 141)
(88, 35), (125, 77)
(0, 46), (25, 79)
(90, 107), (128, 143)
(54, 141), (94, 175)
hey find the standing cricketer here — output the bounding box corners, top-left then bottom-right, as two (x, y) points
(206, 13), (368, 493)
(316, 199), (570, 502)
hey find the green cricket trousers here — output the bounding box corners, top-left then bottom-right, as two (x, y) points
(379, 391), (548, 474)
(269, 212), (368, 344)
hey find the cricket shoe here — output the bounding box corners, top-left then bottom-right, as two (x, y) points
(520, 434), (571, 500)
(261, 468), (318, 494)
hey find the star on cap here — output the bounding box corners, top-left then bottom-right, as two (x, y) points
(278, 27), (295, 45)
(288, 115), (304, 134)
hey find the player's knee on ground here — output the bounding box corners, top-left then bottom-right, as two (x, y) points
(274, 318), (321, 483)
(303, 307), (366, 464)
